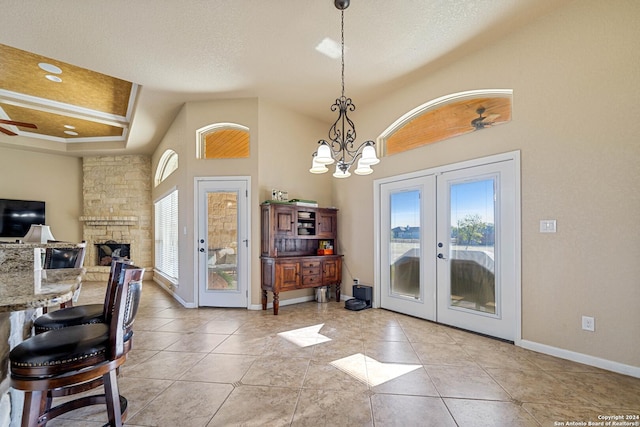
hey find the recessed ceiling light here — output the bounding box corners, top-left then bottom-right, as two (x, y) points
(45, 75), (62, 83)
(64, 125), (76, 130)
(315, 37), (342, 59)
(64, 130), (78, 136)
(38, 63), (62, 74)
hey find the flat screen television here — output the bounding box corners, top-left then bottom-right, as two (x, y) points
(0, 198), (46, 238)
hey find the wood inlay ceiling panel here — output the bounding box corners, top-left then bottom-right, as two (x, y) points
(1, 104), (124, 139)
(385, 97), (512, 156)
(0, 43), (136, 144)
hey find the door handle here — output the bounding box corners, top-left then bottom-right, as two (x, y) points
(199, 248), (205, 253)
(437, 253), (447, 260)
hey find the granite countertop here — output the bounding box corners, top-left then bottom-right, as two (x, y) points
(0, 268), (85, 312)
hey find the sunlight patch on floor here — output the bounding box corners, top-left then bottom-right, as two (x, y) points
(330, 353), (421, 387)
(277, 324), (332, 347)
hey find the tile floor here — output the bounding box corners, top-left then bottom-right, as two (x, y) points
(44, 281), (640, 427)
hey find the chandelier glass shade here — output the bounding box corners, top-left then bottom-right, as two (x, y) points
(310, 0), (380, 178)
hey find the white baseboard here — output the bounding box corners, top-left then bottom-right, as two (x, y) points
(151, 277), (196, 308)
(519, 340), (640, 378)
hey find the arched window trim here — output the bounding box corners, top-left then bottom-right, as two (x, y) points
(196, 122), (250, 159)
(378, 89), (513, 154)
(154, 149), (178, 186)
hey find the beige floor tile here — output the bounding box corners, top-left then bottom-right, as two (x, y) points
(486, 368), (592, 405)
(207, 385), (299, 426)
(302, 359), (369, 392)
(293, 389), (373, 426)
(371, 394), (456, 427)
(551, 371), (640, 409)
(444, 398), (540, 426)
(371, 366), (439, 397)
(211, 333), (274, 355)
(196, 319), (245, 334)
(411, 341), (478, 366)
(48, 282), (640, 427)
(124, 351), (206, 380)
(360, 325), (408, 342)
(180, 353), (257, 383)
(311, 338), (365, 360)
(427, 365), (512, 400)
(130, 329), (183, 351)
(363, 340), (422, 364)
(241, 355), (310, 388)
(164, 332), (228, 353)
(127, 381), (233, 426)
(523, 403), (605, 427)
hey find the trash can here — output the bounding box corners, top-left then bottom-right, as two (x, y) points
(315, 286), (330, 303)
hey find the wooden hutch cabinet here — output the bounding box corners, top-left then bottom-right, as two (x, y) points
(260, 202), (342, 315)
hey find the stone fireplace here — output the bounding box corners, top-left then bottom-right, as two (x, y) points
(80, 155), (152, 281)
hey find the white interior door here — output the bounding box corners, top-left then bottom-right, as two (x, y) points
(378, 153), (519, 341)
(197, 178), (249, 307)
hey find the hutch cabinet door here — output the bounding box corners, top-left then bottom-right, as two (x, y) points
(276, 260), (300, 291)
(316, 209), (337, 238)
(322, 258), (341, 283)
(274, 205), (296, 236)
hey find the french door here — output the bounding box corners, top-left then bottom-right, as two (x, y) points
(196, 178), (250, 307)
(378, 153), (519, 341)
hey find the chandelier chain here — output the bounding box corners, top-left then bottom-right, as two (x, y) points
(341, 10), (345, 98)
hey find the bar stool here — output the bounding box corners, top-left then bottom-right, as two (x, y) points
(10, 266), (144, 427)
(34, 257), (133, 334)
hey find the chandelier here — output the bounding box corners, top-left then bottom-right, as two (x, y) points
(310, 0), (380, 178)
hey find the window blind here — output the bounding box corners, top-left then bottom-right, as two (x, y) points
(154, 189), (179, 281)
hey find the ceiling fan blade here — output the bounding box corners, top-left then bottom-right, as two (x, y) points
(0, 119), (38, 129)
(0, 126), (18, 136)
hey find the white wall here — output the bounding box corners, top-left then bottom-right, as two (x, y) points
(337, 0), (640, 369)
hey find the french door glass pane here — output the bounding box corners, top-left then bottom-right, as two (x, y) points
(449, 178), (496, 313)
(389, 190), (421, 299)
(206, 192), (238, 291)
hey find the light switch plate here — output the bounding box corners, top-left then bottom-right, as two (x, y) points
(540, 220), (556, 233)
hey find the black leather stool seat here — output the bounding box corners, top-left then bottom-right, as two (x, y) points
(10, 324), (121, 379)
(33, 304), (104, 334)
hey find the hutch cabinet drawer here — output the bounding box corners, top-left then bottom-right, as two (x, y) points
(301, 260), (320, 268)
(302, 274), (321, 286)
(302, 267), (320, 276)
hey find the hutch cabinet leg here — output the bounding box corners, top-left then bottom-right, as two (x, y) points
(335, 282), (341, 302)
(261, 290), (267, 310)
(273, 292), (279, 315)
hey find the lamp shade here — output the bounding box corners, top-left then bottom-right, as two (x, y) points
(23, 224), (55, 243)
(332, 164), (351, 178)
(315, 143), (335, 165)
(359, 144), (380, 165)
(309, 156), (329, 174)
(354, 159), (373, 175)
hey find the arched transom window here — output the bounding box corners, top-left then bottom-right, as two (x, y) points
(380, 90), (513, 156)
(154, 149), (178, 186)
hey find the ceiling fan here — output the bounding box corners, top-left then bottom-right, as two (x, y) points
(470, 107), (500, 130)
(0, 119), (38, 136)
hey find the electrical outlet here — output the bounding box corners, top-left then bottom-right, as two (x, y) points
(582, 316), (595, 332)
(353, 278), (359, 285)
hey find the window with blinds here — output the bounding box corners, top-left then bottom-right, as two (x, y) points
(154, 189), (179, 282)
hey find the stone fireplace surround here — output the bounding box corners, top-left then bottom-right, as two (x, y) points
(80, 155), (152, 282)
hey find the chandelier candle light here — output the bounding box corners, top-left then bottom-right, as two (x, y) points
(310, 0), (380, 178)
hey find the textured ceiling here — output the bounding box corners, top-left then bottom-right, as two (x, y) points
(0, 0), (570, 156)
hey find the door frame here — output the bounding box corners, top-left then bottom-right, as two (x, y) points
(194, 176), (251, 308)
(374, 151), (521, 344)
